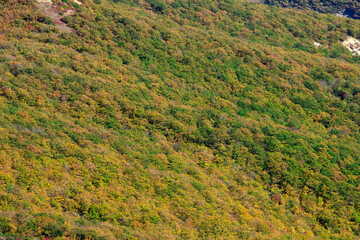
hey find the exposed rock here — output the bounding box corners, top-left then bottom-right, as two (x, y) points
(335, 8), (356, 19)
(314, 41), (321, 47)
(73, 0), (82, 5)
(341, 36), (360, 56)
(36, 0), (79, 33)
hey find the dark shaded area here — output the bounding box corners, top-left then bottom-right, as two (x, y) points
(264, 0), (360, 19)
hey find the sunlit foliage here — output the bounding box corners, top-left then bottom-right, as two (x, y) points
(0, 0), (360, 238)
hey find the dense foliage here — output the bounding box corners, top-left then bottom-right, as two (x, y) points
(265, 0), (360, 19)
(1, 0), (360, 238)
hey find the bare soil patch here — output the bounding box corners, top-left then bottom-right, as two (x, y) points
(36, 0), (81, 33)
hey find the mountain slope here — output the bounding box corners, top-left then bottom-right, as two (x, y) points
(1, 0), (360, 239)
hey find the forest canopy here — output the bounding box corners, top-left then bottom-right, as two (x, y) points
(0, 0), (360, 238)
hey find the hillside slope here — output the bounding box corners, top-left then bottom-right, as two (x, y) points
(1, 0), (360, 239)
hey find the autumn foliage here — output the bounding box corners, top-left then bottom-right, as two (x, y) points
(1, 0), (360, 239)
